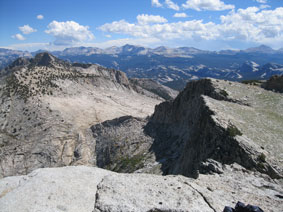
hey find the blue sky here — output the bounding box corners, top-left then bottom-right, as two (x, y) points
(0, 0), (283, 51)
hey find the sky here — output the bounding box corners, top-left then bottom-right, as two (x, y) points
(0, 0), (283, 51)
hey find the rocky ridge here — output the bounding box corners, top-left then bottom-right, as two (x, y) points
(92, 79), (283, 179)
(0, 53), (170, 177)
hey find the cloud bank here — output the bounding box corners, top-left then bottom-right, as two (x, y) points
(99, 7), (283, 46)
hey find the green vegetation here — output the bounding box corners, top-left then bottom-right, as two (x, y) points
(241, 79), (262, 86)
(227, 125), (243, 137)
(258, 153), (266, 162)
(220, 89), (229, 97)
(113, 154), (145, 173)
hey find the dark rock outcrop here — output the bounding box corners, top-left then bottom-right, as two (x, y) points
(223, 201), (264, 212)
(262, 75), (283, 93)
(145, 79), (264, 178)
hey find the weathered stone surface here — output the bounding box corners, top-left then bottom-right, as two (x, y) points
(0, 166), (109, 212)
(192, 164), (283, 212)
(0, 165), (282, 212)
(94, 173), (214, 212)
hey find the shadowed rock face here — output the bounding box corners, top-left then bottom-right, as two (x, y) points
(145, 79), (266, 178)
(92, 79), (283, 179)
(262, 75), (283, 93)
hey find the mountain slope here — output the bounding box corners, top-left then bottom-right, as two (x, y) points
(0, 53), (164, 177)
(91, 79), (283, 179)
(129, 78), (178, 100)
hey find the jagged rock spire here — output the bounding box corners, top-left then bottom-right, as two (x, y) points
(32, 52), (66, 66)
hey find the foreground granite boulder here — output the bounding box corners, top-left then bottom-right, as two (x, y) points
(0, 165), (282, 212)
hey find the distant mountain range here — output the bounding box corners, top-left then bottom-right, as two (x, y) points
(0, 48), (31, 70)
(1, 44), (283, 90)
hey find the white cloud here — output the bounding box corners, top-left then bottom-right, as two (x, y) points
(12, 34), (26, 41)
(137, 14), (167, 25)
(99, 7), (283, 48)
(165, 0), (180, 11)
(151, 0), (162, 7)
(45, 21), (94, 45)
(259, 4), (270, 9)
(182, 0), (234, 11)
(37, 14), (44, 20)
(105, 34), (112, 38)
(255, 0), (267, 3)
(173, 13), (188, 18)
(19, 25), (37, 34)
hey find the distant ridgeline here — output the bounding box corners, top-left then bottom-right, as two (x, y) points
(0, 44), (283, 91)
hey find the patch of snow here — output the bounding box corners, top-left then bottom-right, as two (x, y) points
(237, 73), (243, 79)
